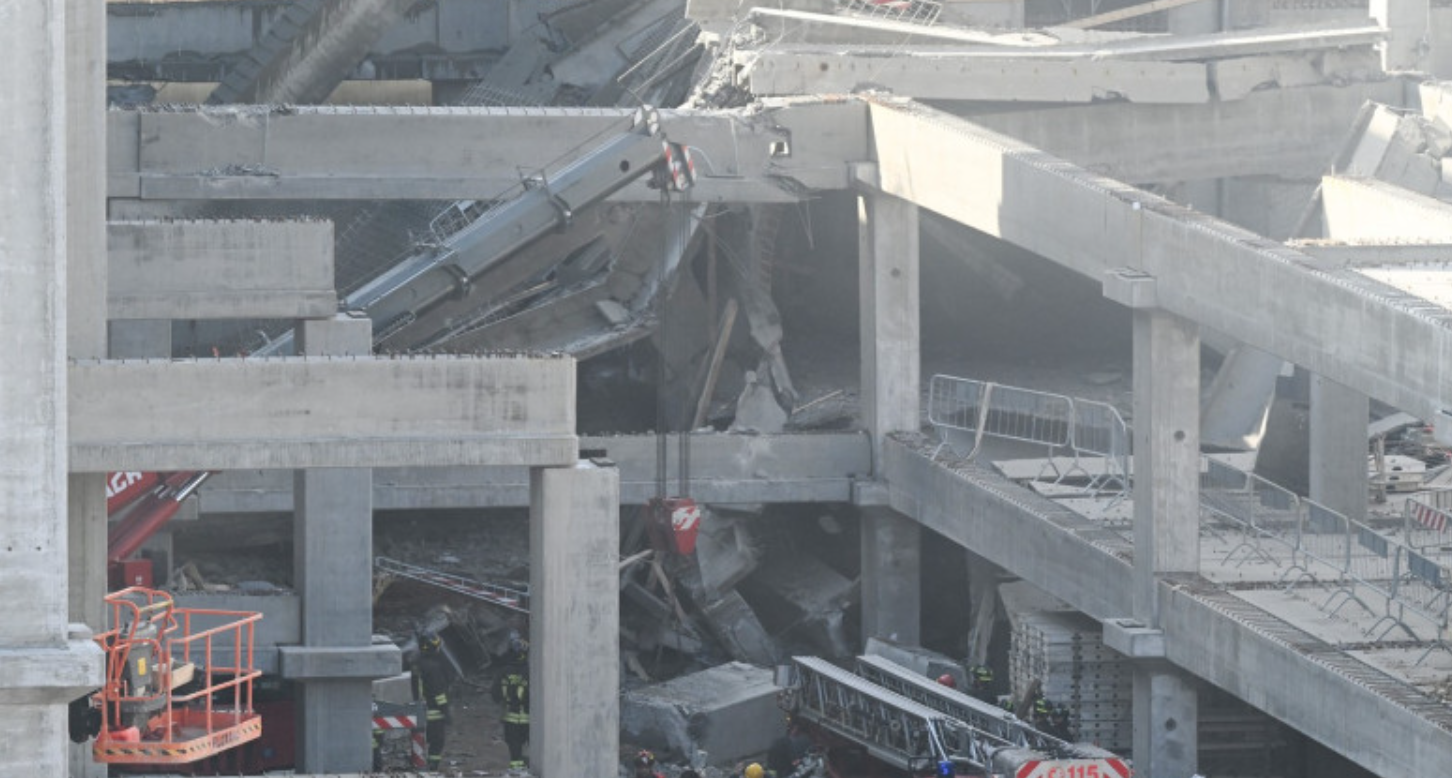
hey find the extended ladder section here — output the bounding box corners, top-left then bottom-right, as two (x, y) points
(92, 587), (263, 765)
(856, 655), (1075, 757)
(375, 556), (530, 613)
(783, 657), (1131, 778)
(787, 656), (1013, 774)
(256, 104), (694, 354)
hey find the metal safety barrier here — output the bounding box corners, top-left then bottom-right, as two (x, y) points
(928, 375), (1451, 661)
(1198, 458), (1452, 661)
(928, 375), (1129, 502)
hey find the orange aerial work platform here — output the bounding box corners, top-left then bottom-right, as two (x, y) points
(91, 587), (263, 765)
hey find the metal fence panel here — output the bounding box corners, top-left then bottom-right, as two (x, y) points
(1358, 527), (1389, 559)
(1306, 501), (1343, 535)
(927, 375), (1074, 450)
(1409, 551), (1444, 588)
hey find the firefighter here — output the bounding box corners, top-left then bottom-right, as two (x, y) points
(1032, 694), (1073, 741)
(766, 714), (812, 776)
(493, 637), (530, 772)
(413, 630), (454, 772)
(968, 664), (995, 704)
(633, 749), (666, 778)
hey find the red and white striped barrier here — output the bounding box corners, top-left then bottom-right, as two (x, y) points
(373, 715), (428, 769)
(1410, 500), (1450, 532)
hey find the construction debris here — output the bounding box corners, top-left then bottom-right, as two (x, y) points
(621, 662), (782, 765)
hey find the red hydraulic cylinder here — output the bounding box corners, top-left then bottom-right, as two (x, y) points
(107, 471), (210, 563)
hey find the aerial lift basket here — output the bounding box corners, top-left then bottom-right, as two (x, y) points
(91, 586), (263, 765)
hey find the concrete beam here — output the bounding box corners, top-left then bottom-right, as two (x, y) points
(106, 102), (868, 202)
(866, 98), (1452, 431)
(881, 437), (1133, 621)
(885, 437), (1452, 776)
(107, 0), (507, 83)
(1161, 583), (1452, 778)
(967, 80), (1408, 182)
(1294, 240), (1452, 266)
(197, 432), (872, 512)
(738, 24), (1384, 63)
(1321, 175), (1452, 241)
(68, 356), (576, 471)
(744, 51), (1210, 103)
(746, 7), (1047, 47)
(107, 219), (336, 320)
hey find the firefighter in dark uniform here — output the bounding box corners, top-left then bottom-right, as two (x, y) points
(493, 637), (530, 771)
(413, 630), (454, 772)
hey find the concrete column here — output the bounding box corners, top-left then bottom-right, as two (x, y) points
(857, 181), (922, 648)
(1310, 375), (1369, 522)
(857, 182), (920, 471)
(66, 0), (111, 770)
(284, 315), (397, 773)
(1, 1), (104, 774)
(529, 461), (620, 778)
(965, 551), (999, 667)
(1131, 308), (1201, 623)
(1372, 0), (1431, 72)
(1119, 301), (1200, 778)
(860, 508), (921, 647)
(1132, 661), (1199, 776)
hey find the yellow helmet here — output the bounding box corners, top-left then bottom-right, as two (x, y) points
(744, 763), (765, 778)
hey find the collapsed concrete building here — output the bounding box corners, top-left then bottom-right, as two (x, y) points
(8, 0), (1452, 776)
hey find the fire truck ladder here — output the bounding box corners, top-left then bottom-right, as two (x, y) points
(375, 556), (530, 614)
(854, 655), (1081, 757)
(784, 656), (1018, 774)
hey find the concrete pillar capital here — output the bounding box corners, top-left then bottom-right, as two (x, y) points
(850, 477), (891, 507)
(1102, 267), (1159, 309)
(0, 635), (105, 706)
(1103, 618), (1166, 659)
(850, 162), (881, 192)
(278, 644), (401, 680)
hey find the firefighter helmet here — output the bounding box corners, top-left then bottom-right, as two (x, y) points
(936, 673), (957, 689)
(745, 763), (765, 778)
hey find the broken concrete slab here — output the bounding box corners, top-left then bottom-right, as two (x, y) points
(621, 661), (783, 765)
(693, 507), (762, 598)
(740, 552), (857, 656)
(731, 369), (789, 434)
(674, 562), (780, 667)
(864, 636), (967, 688)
